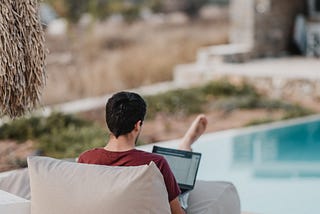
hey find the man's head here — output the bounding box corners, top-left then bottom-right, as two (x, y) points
(105, 91), (147, 138)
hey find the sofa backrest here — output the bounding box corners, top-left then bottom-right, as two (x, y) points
(0, 168), (30, 200)
(27, 156), (171, 214)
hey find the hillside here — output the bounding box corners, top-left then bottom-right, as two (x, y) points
(43, 16), (229, 105)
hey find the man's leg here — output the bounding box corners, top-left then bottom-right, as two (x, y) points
(178, 114), (207, 211)
(178, 115), (241, 214)
(187, 181), (241, 214)
(179, 114), (208, 151)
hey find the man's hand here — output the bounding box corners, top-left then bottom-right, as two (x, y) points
(179, 192), (189, 210)
(170, 197), (186, 214)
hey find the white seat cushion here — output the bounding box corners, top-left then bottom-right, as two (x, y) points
(0, 190), (30, 214)
(187, 180), (241, 214)
(0, 168), (30, 200)
(27, 156), (170, 214)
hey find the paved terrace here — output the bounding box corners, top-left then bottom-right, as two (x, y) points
(174, 56), (320, 84)
(214, 57), (320, 80)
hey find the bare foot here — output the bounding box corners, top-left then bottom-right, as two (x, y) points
(179, 114), (208, 151)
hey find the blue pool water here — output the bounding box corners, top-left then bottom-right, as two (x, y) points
(192, 115), (320, 214)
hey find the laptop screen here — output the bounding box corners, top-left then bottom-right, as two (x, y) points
(152, 146), (201, 189)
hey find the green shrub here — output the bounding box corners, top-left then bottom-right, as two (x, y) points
(144, 87), (205, 119)
(245, 118), (276, 126)
(244, 104), (313, 126)
(0, 113), (106, 158)
(213, 95), (260, 111)
(201, 80), (258, 98)
(143, 80), (313, 120)
(38, 125), (106, 158)
(44, 0), (148, 23)
(255, 99), (289, 109)
(1, 80), (313, 158)
(0, 116), (42, 142)
(282, 105), (314, 119)
(144, 80), (260, 119)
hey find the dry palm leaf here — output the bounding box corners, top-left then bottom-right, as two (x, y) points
(0, 0), (47, 118)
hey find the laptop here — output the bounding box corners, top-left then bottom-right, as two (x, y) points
(152, 146), (201, 194)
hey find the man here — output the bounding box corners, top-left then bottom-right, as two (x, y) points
(78, 91), (207, 214)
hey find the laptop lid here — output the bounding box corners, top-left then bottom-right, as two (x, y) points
(152, 146), (201, 193)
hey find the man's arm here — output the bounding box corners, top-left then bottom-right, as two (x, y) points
(170, 197), (186, 214)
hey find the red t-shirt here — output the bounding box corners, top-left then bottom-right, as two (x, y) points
(78, 148), (181, 202)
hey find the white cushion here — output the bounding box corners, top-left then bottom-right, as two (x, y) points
(187, 180), (241, 214)
(27, 156), (170, 214)
(0, 190), (30, 214)
(0, 168), (30, 200)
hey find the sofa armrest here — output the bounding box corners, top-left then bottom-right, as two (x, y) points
(187, 180), (241, 214)
(0, 168), (30, 200)
(0, 190), (30, 214)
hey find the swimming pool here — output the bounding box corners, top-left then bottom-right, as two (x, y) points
(140, 115), (320, 214)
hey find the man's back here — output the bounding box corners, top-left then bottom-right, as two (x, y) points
(78, 148), (181, 202)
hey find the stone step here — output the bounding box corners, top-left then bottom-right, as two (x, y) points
(197, 43), (253, 64)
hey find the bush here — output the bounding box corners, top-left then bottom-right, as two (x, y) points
(213, 95), (260, 111)
(144, 79), (313, 121)
(1, 80), (312, 157)
(144, 87), (205, 119)
(201, 79), (258, 98)
(244, 105), (313, 126)
(282, 105), (314, 119)
(183, 0), (210, 17)
(38, 125), (106, 158)
(0, 113), (106, 158)
(144, 80), (260, 118)
(245, 118), (276, 126)
(45, 0), (148, 23)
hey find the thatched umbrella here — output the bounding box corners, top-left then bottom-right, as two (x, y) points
(0, 0), (47, 118)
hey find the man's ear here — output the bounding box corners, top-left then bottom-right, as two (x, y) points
(134, 120), (142, 130)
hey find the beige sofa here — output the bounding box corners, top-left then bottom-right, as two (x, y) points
(0, 156), (241, 214)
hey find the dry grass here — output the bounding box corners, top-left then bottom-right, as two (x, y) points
(43, 19), (229, 105)
(0, 0), (46, 118)
(0, 140), (34, 172)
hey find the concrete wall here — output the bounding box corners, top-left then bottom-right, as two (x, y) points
(212, 75), (320, 102)
(253, 0), (307, 57)
(229, 0), (255, 44)
(230, 0), (308, 57)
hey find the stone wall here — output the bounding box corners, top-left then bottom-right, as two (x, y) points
(216, 75), (320, 103)
(229, 0), (308, 57)
(248, 77), (320, 101)
(253, 0), (307, 57)
(229, 0), (255, 44)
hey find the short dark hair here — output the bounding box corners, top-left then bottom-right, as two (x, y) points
(105, 91), (146, 138)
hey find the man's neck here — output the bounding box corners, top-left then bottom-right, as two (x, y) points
(104, 135), (135, 152)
